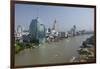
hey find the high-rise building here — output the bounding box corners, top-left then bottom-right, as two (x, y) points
(29, 17), (39, 41)
(29, 17), (45, 44)
(73, 25), (76, 36)
(17, 25), (23, 38)
(52, 19), (56, 30)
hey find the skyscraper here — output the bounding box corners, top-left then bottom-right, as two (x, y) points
(29, 17), (45, 44)
(16, 25), (23, 38)
(29, 17), (39, 41)
(52, 19), (56, 30)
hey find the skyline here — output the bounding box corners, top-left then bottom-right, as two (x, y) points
(15, 4), (94, 32)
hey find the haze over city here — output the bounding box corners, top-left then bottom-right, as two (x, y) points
(15, 3), (95, 66)
(15, 4), (94, 32)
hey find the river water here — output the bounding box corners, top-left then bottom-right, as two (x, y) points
(15, 34), (92, 66)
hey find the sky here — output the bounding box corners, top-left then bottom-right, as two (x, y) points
(15, 4), (94, 32)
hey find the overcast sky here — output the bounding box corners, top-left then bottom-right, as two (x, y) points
(15, 4), (94, 32)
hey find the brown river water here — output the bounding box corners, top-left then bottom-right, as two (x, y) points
(15, 34), (92, 66)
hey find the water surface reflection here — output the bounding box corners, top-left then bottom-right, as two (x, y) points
(15, 34), (92, 66)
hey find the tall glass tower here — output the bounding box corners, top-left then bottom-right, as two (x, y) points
(29, 17), (45, 44)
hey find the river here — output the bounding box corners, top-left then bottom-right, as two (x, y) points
(15, 34), (93, 66)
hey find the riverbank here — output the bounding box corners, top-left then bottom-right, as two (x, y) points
(15, 34), (92, 66)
